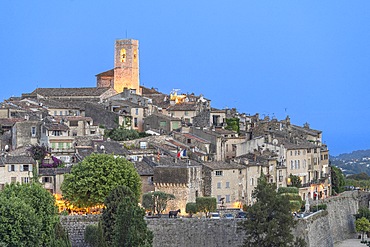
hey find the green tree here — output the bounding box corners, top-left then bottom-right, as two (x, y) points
(331, 165), (345, 195)
(288, 174), (302, 188)
(355, 207), (370, 221)
(61, 154), (141, 208)
(278, 187), (303, 213)
(239, 175), (306, 247)
(195, 197), (217, 218)
(355, 217), (370, 241)
(225, 117), (240, 133)
(84, 222), (106, 247)
(101, 185), (136, 245)
(113, 197), (153, 247)
(142, 191), (175, 216)
(105, 128), (140, 141)
(0, 183), (70, 247)
(185, 202), (198, 217)
(0, 196), (42, 247)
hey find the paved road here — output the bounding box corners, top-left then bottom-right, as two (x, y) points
(334, 239), (365, 247)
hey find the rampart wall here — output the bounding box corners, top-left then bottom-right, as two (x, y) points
(60, 191), (370, 247)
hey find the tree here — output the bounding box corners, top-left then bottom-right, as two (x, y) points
(331, 166), (345, 195)
(101, 185), (136, 245)
(142, 191), (175, 216)
(105, 128), (139, 141)
(355, 207), (370, 221)
(84, 222), (106, 247)
(239, 175), (306, 247)
(195, 197), (217, 218)
(0, 183), (70, 247)
(288, 174), (302, 188)
(0, 196), (43, 247)
(355, 217), (370, 241)
(27, 143), (48, 162)
(100, 185), (152, 247)
(113, 197), (153, 247)
(278, 187), (303, 213)
(185, 202), (198, 218)
(61, 154), (141, 208)
(225, 117), (240, 133)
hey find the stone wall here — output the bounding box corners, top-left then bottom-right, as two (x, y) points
(61, 191), (370, 247)
(60, 215), (100, 247)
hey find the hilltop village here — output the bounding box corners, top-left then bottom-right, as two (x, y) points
(0, 39), (330, 212)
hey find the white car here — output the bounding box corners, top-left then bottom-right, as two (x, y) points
(209, 212), (220, 219)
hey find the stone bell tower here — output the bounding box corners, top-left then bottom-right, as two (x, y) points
(113, 39), (140, 94)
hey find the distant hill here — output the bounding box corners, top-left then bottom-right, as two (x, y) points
(331, 149), (370, 176)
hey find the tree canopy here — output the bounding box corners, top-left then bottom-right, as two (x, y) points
(142, 191), (175, 216)
(61, 153), (141, 208)
(331, 166), (345, 194)
(195, 197), (217, 217)
(0, 183), (70, 247)
(288, 174), (302, 188)
(356, 217), (370, 241)
(239, 175), (306, 247)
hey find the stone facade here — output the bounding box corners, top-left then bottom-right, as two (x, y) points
(113, 39), (140, 94)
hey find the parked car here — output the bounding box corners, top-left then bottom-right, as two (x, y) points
(235, 211), (247, 218)
(209, 212), (220, 219)
(223, 213), (234, 219)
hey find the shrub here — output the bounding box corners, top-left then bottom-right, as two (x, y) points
(84, 222), (105, 247)
(278, 187), (299, 194)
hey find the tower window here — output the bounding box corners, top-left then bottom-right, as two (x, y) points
(120, 49), (126, 62)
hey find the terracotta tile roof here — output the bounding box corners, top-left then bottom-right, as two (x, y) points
(134, 161), (154, 176)
(43, 122), (69, 131)
(182, 133), (211, 144)
(0, 155), (36, 165)
(30, 87), (114, 97)
(167, 102), (197, 111)
(0, 118), (26, 126)
(203, 161), (247, 170)
(95, 69), (114, 77)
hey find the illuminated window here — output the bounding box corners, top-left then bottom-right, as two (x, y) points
(120, 48), (126, 62)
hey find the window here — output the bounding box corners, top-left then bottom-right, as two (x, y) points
(60, 111), (63, 116)
(52, 130), (61, 136)
(21, 177), (30, 184)
(135, 108), (139, 115)
(31, 126), (36, 137)
(185, 111), (189, 116)
(290, 151), (293, 156)
(21, 165), (31, 172)
(58, 143), (64, 149)
(217, 182), (221, 189)
(134, 118), (138, 127)
(54, 111), (57, 116)
(11, 177), (16, 183)
(51, 143), (56, 149)
(217, 195), (222, 204)
(215, 171), (223, 176)
(148, 177), (153, 185)
(66, 143), (71, 149)
(0, 184), (4, 191)
(187, 139), (191, 144)
(225, 195), (230, 203)
(65, 110), (68, 115)
(160, 121), (167, 127)
(120, 48), (126, 62)
(42, 177), (53, 183)
(225, 182), (230, 188)
(69, 121), (78, 127)
(72, 131), (77, 136)
(8, 165), (16, 172)
(250, 178), (254, 186)
(307, 149), (311, 153)
(291, 161), (294, 170)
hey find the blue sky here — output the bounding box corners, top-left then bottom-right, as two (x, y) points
(1, 1), (370, 155)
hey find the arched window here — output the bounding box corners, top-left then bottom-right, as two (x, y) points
(120, 48), (126, 62)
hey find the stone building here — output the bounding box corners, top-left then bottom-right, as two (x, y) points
(0, 155), (36, 189)
(202, 161), (247, 209)
(152, 156), (203, 213)
(96, 39), (140, 94)
(144, 113), (182, 134)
